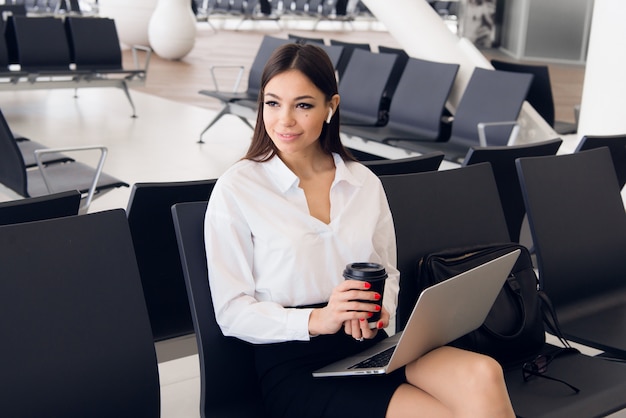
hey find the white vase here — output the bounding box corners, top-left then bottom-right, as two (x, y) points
(99, 0), (158, 48)
(148, 0), (197, 60)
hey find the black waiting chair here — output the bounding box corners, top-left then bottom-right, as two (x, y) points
(172, 201), (269, 418)
(0, 209), (160, 417)
(461, 138), (563, 243)
(287, 33), (326, 44)
(341, 56), (459, 145)
(197, 36), (344, 141)
(0, 109), (129, 213)
(517, 147), (626, 358)
(390, 67), (533, 162)
(574, 134), (626, 190)
(338, 48), (405, 127)
(63, 16), (150, 118)
(379, 162), (626, 417)
(491, 59), (578, 135)
(15, 135), (75, 168)
(362, 152), (444, 176)
(379, 163), (511, 332)
(0, 190), (80, 225)
(126, 179), (217, 341)
(5, 15), (74, 73)
(328, 38), (370, 80)
(376, 45), (410, 109)
(197, 35), (291, 142)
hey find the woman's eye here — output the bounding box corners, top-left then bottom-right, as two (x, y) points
(264, 101), (279, 107)
(297, 103), (313, 110)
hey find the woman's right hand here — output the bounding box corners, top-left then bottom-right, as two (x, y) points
(308, 279), (381, 336)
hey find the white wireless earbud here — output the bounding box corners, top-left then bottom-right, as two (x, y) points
(326, 108), (333, 124)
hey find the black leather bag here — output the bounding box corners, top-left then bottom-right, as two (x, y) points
(416, 243), (547, 368)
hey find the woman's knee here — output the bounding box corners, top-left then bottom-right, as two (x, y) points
(461, 352), (506, 389)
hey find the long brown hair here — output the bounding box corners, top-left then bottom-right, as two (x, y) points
(243, 42), (355, 162)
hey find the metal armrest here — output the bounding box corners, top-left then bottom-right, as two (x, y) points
(34, 145), (108, 213)
(208, 65), (246, 92)
(477, 121), (520, 146)
(131, 44), (153, 79)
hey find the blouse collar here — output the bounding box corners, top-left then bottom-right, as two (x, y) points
(265, 153), (362, 194)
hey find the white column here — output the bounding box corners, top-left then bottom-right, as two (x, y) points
(577, 0), (626, 137)
(360, 0), (555, 144)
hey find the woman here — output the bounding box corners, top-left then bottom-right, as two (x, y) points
(205, 42), (515, 418)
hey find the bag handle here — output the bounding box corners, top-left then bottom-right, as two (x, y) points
(537, 290), (572, 348)
(481, 273), (526, 340)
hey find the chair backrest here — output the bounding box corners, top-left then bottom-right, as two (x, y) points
(491, 59), (556, 128)
(317, 43), (344, 72)
(0, 190), (80, 226)
(6, 15), (72, 71)
(449, 67), (533, 147)
(287, 33), (325, 44)
(338, 48), (400, 126)
(0, 209), (160, 417)
(0, 19), (9, 69)
(247, 35), (291, 99)
(329, 38), (370, 79)
(362, 152), (444, 176)
(64, 16), (123, 70)
(574, 134), (626, 190)
(57, 0), (82, 13)
(516, 147), (626, 312)
(126, 179), (217, 341)
(377, 45), (409, 100)
(462, 138), (563, 242)
(385, 56), (459, 141)
(172, 201), (268, 418)
(379, 163), (510, 331)
(0, 4), (28, 18)
(0, 108), (29, 197)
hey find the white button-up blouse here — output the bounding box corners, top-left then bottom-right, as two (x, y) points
(204, 153), (400, 344)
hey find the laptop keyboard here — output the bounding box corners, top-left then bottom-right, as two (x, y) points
(349, 346), (395, 369)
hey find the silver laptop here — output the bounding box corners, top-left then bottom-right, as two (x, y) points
(313, 249), (520, 377)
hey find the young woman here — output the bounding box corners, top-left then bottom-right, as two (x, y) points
(205, 42), (515, 418)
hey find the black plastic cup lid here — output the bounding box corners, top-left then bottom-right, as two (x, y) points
(343, 262), (387, 280)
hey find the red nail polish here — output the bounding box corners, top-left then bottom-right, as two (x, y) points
(375, 305), (381, 311)
(364, 282), (371, 289)
(360, 318), (365, 322)
(368, 312), (373, 318)
(374, 293), (381, 300)
(377, 321), (383, 329)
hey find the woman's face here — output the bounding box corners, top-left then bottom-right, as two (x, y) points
(262, 69), (336, 158)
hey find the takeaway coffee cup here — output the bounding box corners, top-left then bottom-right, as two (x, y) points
(343, 262), (387, 328)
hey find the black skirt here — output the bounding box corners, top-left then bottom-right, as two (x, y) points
(254, 331), (406, 418)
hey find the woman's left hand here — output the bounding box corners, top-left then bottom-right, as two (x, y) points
(344, 306), (389, 341)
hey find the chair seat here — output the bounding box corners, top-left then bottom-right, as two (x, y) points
(27, 161), (128, 197)
(16, 139), (74, 167)
(504, 344), (626, 418)
(558, 294), (626, 356)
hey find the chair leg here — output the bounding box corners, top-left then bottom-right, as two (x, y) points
(119, 81), (138, 118)
(198, 104), (231, 143)
(237, 115), (255, 130)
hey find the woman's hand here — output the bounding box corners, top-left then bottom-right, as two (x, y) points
(308, 279), (382, 337)
(344, 305), (389, 341)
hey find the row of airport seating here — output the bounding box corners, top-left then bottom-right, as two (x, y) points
(1, 1), (84, 16)
(195, 0), (373, 26)
(0, 13), (151, 118)
(1, 140), (626, 416)
(197, 35), (537, 162)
